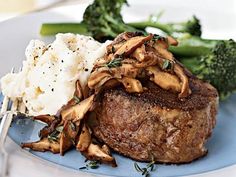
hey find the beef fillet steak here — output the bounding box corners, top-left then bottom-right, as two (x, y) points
(89, 77), (218, 163)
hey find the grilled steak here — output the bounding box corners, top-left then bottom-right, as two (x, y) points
(89, 77), (218, 163)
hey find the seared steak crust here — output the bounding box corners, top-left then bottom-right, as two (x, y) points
(89, 78), (218, 163)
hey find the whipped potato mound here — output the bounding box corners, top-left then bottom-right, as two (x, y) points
(1, 33), (109, 115)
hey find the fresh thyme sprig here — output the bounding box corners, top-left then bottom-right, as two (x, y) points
(69, 121), (76, 131)
(152, 34), (164, 42)
(111, 46), (116, 53)
(47, 125), (63, 142)
(104, 57), (122, 68)
(162, 59), (173, 70)
(79, 160), (100, 170)
(134, 160), (156, 177)
(47, 130), (60, 142)
(73, 95), (81, 104)
(55, 125), (63, 133)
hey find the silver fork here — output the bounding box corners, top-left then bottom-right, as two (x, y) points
(0, 68), (26, 177)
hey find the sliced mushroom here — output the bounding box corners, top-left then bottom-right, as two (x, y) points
(75, 80), (83, 100)
(153, 41), (174, 61)
(107, 31), (144, 51)
(119, 77), (143, 93)
(56, 99), (78, 117)
(101, 144), (111, 155)
(33, 115), (56, 125)
(89, 64), (140, 91)
(59, 120), (80, 155)
(82, 85), (90, 99)
(100, 78), (120, 90)
(114, 34), (153, 57)
(21, 138), (60, 154)
(93, 57), (108, 69)
(173, 64), (191, 98)
(82, 143), (117, 167)
(106, 32), (137, 54)
(121, 58), (136, 65)
(134, 51), (161, 68)
(61, 95), (95, 122)
(93, 76), (114, 91)
(132, 44), (146, 62)
(167, 36), (178, 46)
(88, 68), (112, 89)
(39, 118), (61, 138)
(93, 79), (121, 97)
(146, 66), (182, 92)
(111, 63), (140, 78)
(106, 42), (125, 54)
(76, 124), (91, 151)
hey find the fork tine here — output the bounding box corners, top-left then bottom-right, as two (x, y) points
(11, 99), (18, 112)
(15, 67), (27, 114)
(10, 64), (20, 112)
(1, 97), (9, 114)
(18, 100), (26, 113)
(0, 67), (17, 177)
(0, 68), (15, 114)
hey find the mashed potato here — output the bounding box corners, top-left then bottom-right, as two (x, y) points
(1, 33), (110, 116)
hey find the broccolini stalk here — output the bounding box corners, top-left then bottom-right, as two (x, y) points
(40, 23), (89, 36)
(168, 34), (222, 57)
(179, 39), (236, 99)
(128, 15), (202, 37)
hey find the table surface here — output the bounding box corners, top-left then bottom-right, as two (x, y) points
(1, 1), (236, 176)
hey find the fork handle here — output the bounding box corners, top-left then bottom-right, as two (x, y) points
(0, 113), (13, 177)
(0, 152), (9, 177)
(0, 113), (13, 147)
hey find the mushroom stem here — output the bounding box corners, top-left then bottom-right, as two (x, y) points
(174, 64), (191, 98)
(146, 66), (181, 92)
(61, 95), (95, 122)
(21, 138), (60, 154)
(76, 124), (91, 152)
(82, 143), (117, 167)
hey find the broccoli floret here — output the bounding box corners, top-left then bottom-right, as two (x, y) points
(179, 39), (236, 99)
(83, 0), (138, 41)
(181, 16), (201, 37)
(128, 15), (202, 37)
(40, 1), (201, 40)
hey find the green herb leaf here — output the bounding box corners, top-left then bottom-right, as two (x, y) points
(152, 34), (165, 42)
(142, 168), (148, 175)
(90, 165), (99, 169)
(70, 121), (76, 131)
(111, 46), (116, 53)
(162, 59), (172, 70)
(70, 138), (76, 145)
(150, 165), (154, 171)
(47, 126), (62, 142)
(105, 57), (122, 68)
(47, 135), (58, 142)
(73, 95), (81, 104)
(87, 160), (100, 169)
(56, 126), (63, 133)
(79, 166), (87, 170)
(47, 131), (60, 142)
(153, 34), (162, 40)
(79, 160), (100, 170)
(134, 160), (156, 177)
(134, 162), (143, 172)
